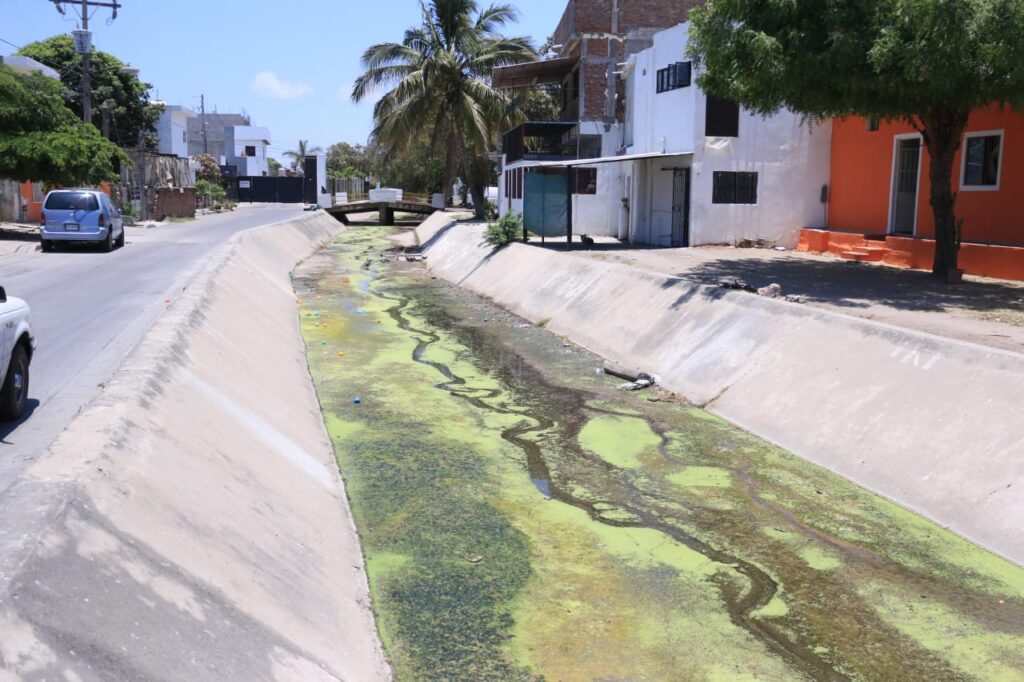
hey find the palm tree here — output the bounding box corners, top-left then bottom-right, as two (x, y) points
(284, 139), (323, 173)
(352, 0), (536, 217)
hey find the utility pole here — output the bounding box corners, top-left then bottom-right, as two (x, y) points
(201, 94), (208, 154)
(50, 0), (121, 124)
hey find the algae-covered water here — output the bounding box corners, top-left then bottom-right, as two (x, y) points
(295, 229), (1024, 681)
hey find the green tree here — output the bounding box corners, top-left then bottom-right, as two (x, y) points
(376, 133), (446, 194)
(18, 35), (161, 148)
(351, 0), (536, 218)
(688, 0), (1024, 279)
(267, 157), (282, 176)
(0, 64), (127, 186)
(326, 141), (372, 179)
(283, 139), (323, 172)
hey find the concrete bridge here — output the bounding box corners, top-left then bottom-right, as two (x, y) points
(326, 199), (440, 226)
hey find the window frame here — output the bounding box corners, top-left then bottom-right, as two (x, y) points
(573, 167), (597, 195)
(959, 129), (1004, 192)
(244, 145), (257, 157)
(656, 62), (691, 94)
(711, 171), (758, 205)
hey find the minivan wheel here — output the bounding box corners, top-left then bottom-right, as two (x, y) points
(41, 239), (53, 252)
(0, 345), (29, 421)
(115, 227), (125, 248)
(102, 228), (114, 252)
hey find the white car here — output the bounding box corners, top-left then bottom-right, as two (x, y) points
(0, 286), (34, 420)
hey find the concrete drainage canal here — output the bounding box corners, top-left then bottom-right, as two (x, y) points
(294, 228), (1024, 681)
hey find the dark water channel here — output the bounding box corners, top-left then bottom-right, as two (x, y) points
(295, 229), (1024, 681)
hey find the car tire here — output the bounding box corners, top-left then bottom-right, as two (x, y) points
(102, 228), (114, 253)
(115, 227), (125, 248)
(41, 239), (53, 253)
(0, 345), (29, 421)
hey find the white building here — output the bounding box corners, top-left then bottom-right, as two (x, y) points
(223, 126), (272, 177)
(619, 23), (831, 247)
(154, 104), (196, 159)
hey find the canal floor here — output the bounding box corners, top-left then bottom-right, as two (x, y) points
(294, 229), (1024, 681)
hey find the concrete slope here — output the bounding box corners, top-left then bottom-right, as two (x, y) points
(415, 214), (1024, 567)
(0, 213), (390, 681)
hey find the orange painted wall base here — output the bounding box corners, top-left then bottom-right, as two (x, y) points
(797, 229), (1024, 281)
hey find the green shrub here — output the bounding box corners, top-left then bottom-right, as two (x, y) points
(484, 211), (522, 248)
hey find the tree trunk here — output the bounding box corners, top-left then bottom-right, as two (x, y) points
(920, 109), (968, 279)
(453, 130), (487, 219)
(442, 136), (457, 205)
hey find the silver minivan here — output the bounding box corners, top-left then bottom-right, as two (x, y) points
(40, 189), (125, 252)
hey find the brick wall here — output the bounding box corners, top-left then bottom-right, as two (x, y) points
(150, 187), (197, 220)
(552, 0), (705, 121)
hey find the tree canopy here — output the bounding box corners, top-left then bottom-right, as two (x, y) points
(327, 142), (374, 179)
(688, 0), (1024, 276)
(0, 64), (128, 186)
(351, 0), (536, 216)
(18, 34), (161, 148)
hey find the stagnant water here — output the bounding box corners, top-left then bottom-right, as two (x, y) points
(294, 229), (1024, 681)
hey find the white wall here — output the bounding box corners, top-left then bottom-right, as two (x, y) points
(624, 22), (831, 248)
(155, 107), (193, 159)
(224, 126), (271, 177)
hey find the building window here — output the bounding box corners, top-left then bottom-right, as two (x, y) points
(866, 117), (880, 132)
(244, 145), (256, 157)
(712, 171), (758, 204)
(578, 134), (602, 159)
(705, 95), (740, 137)
(961, 131), (1002, 189)
(656, 62), (691, 93)
(574, 168), (597, 195)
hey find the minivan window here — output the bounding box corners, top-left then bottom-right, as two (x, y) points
(45, 192), (100, 211)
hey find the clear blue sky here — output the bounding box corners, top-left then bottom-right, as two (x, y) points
(0, 0), (565, 161)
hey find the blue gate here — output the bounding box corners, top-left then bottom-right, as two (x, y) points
(523, 169), (570, 238)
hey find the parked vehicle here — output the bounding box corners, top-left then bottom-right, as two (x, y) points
(40, 189), (125, 252)
(0, 286), (34, 421)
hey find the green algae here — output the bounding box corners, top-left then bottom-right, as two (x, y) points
(860, 581), (1024, 681)
(799, 545), (843, 571)
(296, 228), (1024, 681)
(577, 414), (661, 469)
(667, 465), (733, 488)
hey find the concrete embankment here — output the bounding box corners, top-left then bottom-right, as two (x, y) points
(415, 214), (1024, 567)
(0, 213), (390, 680)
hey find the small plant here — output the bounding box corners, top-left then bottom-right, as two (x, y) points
(484, 211), (522, 248)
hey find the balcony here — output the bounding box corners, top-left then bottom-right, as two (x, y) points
(502, 121), (603, 164)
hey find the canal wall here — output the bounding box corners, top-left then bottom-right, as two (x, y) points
(416, 214), (1024, 567)
(0, 213), (391, 680)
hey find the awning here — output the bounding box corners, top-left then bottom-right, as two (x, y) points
(533, 151), (694, 167)
(492, 56), (579, 89)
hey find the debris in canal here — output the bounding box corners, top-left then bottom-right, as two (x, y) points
(296, 229), (1024, 682)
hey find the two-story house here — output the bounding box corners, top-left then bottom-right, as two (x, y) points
(223, 126), (272, 177)
(620, 23), (831, 247)
(494, 0), (699, 238)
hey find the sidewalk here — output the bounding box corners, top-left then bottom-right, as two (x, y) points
(548, 238), (1024, 353)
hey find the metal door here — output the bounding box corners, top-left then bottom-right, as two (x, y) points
(523, 169), (569, 238)
(891, 138), (920, 234)
(671, 168), (690, 247)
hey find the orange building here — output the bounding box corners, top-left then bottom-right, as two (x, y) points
(799, 105), (1024, 280)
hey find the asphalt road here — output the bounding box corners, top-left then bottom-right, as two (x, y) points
(0, 204), (304, 492)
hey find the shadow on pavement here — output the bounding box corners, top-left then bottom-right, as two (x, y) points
(675, 256), (1024, 313)
(0, 399), (41, 444)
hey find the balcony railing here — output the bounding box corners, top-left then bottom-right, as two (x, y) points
(502, 121), (603, 164)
